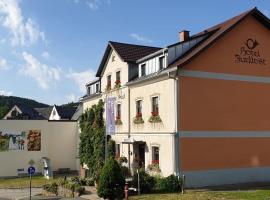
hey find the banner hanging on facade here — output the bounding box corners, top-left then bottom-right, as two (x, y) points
(106, 97), (116, 135)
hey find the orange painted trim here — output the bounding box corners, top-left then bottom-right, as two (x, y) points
(180, 137), (270, 171)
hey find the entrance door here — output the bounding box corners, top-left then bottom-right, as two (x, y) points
(138, 144), (145, 169)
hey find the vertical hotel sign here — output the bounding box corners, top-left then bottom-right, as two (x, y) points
(106, 97), (115, 135)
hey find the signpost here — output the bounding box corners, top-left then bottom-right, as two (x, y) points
(28, 166), (35, 200)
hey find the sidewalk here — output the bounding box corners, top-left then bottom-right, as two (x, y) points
(80, 186), (102, 200)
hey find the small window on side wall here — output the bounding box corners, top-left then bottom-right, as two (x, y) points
(115, 144), (120, 159)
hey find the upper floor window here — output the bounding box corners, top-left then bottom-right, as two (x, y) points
(115, 71), (121, 87)
(141, 64), (146, 76)
(116, 104), (121, 119)
(159, 56), (164, 70)
(136, 100), (142, 116)
(107, 75), (111, 88)
(152, 96), (159, 115)
(115, 143), (120, 159)
(96, 83), (100, 93)
(87, 86), (91, 95)
(112, 55), (116, 62)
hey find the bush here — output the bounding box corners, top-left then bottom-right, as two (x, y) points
(118, 156), (128, 165)
(43, 182), (58, 195)
(132, 169), (155, 193)
(155, 175), (182, 193)
(74, 184), (86, 195)
(85, 177), (95, 186)
(97, 157), (125, 200)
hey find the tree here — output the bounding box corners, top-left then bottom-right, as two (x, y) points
(97, 157), (125, 200)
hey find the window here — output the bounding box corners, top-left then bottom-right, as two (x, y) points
(152, 146), (159, 164)
(115, 144), (120, 159)
(152, 96), (159, 114)
(141, 64), (146, 76)
(96, 83), (99, 93)
(87, 86), (91, 95)
(112, 55), (115, 62)
(159, 56), (164, 70)
(116, 71), (121, 81)
(136, 100), (142, 116)
(107, 75), (111, 87)
(116, 104), (121, 119)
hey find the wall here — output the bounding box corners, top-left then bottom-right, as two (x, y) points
(178, 15), (270, 187)
(0, 120), (78, 177)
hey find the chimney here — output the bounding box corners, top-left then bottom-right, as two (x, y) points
(179, 30), (190, 42)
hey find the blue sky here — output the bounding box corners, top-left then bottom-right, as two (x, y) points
(0, 0), (269, 105)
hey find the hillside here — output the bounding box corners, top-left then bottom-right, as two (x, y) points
(0, 95), (49, 119)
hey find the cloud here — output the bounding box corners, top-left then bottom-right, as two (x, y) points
(0, 0), (45, 46)
(0, 57), (9, 70)
(41, 51), (50, 60)
(67, 69), (95, 92)
(0, 90), (12, 96)
(263, 9), (269, 17)
(130, 33), (153, 43)
(66, 93), (78, 102)
(20, 52), (61, 90)
(86, 0), (100, 10)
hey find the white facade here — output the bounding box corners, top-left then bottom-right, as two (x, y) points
(82, 47), (178, 176)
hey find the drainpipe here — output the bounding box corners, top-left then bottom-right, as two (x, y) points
(167, 70), (180, 176)
(128, 87), (131, 170)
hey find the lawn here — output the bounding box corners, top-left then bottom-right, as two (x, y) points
(0, 176), (55, 188)
(129, 190), (270, 200)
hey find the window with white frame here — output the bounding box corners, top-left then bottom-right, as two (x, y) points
(152, 96), (159, 115)
(115, 143), (120, 159)
(136, 100), (142, 116)
(116, 104), (121, 119)
(141, 63), (146, 76)
(159, 56), (164, 70)
(152, 146), (160, 164)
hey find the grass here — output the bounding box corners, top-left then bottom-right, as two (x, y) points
(129, 189), (270, 200)
(0, 176), (56, 189)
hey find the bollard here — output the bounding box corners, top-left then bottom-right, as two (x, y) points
(125, 182), (129, 200)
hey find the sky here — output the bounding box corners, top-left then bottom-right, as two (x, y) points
(0, 0), (269, 105)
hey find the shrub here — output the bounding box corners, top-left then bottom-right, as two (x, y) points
(85, 177), (95, 186)
(155, 175), (182, 193)
(97, 157), (125, 200)
(43, 182), (58, 195)
(74, 184), (86, 195)
(132, 169), (155, 193)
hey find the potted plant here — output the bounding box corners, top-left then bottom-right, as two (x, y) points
(133, 112), (144, 124)
(148, 111), (162, 123)
(115, 116), (122, 125)
(114, 79), (121, 89)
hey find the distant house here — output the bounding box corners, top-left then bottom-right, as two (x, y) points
(49, 105), (77, 120)
(3, 104), (78, 120)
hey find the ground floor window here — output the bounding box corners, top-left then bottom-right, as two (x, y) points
(152, 146), (159, 164)
(115, 143), (120, 159)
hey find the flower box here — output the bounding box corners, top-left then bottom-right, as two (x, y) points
(149, 112), (162, 123)
(114, 80), (121, 89)
(115, 116), (122, 125)
(133, 112), (144, 124)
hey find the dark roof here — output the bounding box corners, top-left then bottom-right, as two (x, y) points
(170, 7), (270, 68)
(96, 41), (161, 76)
(55, 106), (77, 119)
(10, 104), (46, 120)
(34, 107), (53, 119)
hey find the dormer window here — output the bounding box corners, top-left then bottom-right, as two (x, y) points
(96, 83), (100, 93)
(87, 86), (91, 95)
(159, 56), (164, 70)
(141, 64), (146, 76)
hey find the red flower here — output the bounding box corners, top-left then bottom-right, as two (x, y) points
(116, 115), (121, 120)
(115, 80), (121, 85)
(151, 111), (159, 116)
(152, 160), (159, 164)
(136, 112), (142, 118)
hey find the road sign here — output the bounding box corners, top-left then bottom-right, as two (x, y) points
(28, 166), (35, 175)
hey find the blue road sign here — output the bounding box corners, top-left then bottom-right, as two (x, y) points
(28, 166), (35, 175)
